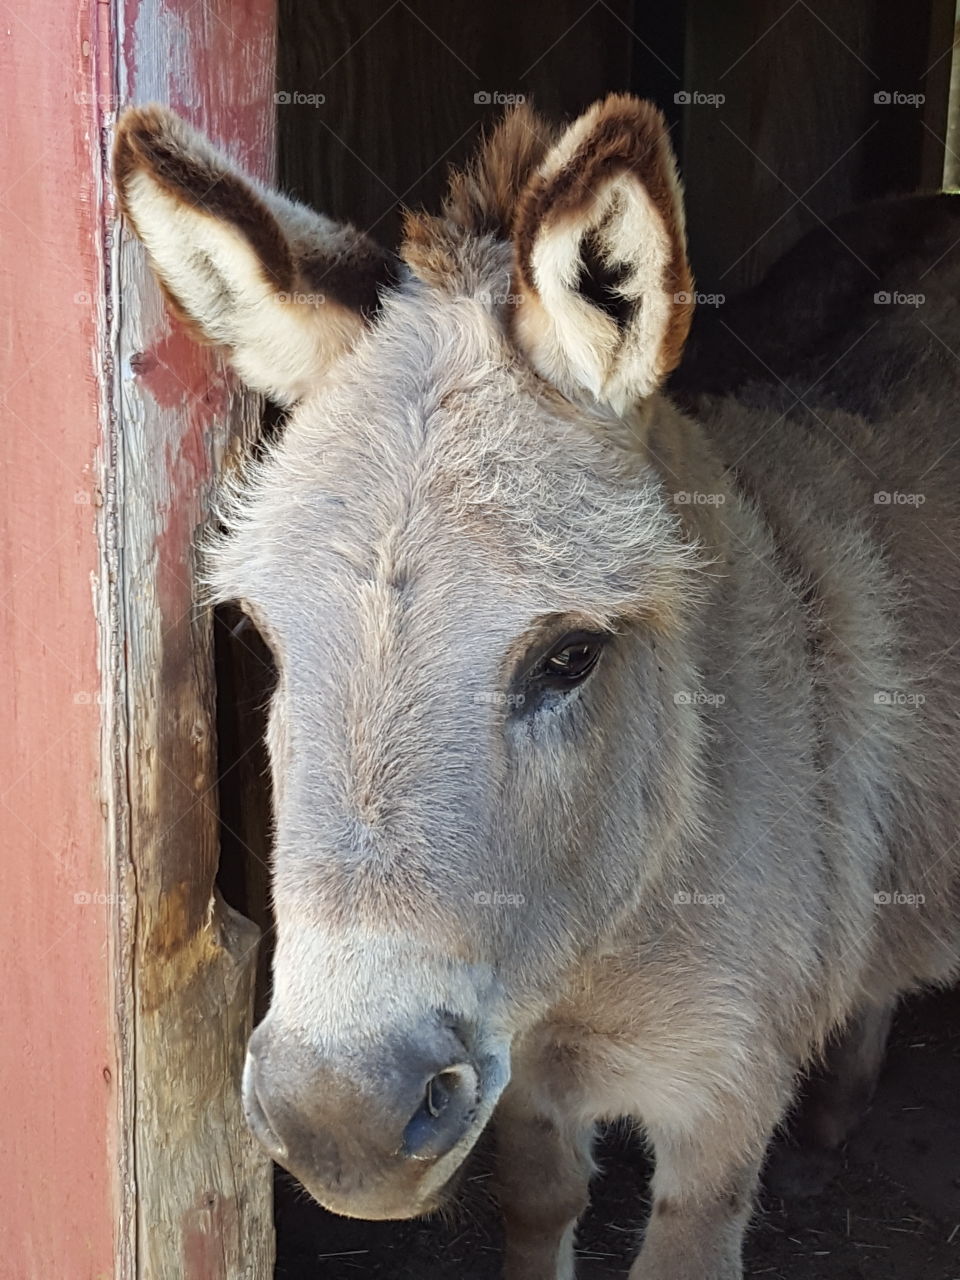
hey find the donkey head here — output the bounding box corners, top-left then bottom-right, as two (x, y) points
(114, 97), (708, 1219)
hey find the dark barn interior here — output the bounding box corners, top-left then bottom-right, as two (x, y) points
(214, 2), (960, 1276)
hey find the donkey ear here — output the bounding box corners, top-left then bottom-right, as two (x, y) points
(113, 105), (397, 405)
(512, 95), (693, 415)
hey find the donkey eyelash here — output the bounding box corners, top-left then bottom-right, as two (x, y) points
(515, 628), (612, 695)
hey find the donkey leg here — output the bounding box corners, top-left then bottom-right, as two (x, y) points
(628, 1133), (761, 1280)
(494, 1087), (595, 1280)
(794, 997), (894, 1149)
(765, 996), (895, 1196)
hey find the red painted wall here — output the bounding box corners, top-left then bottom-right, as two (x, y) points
(0, 1), (277, 1273)
(0, 3), (118, 1277)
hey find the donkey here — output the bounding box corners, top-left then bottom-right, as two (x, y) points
(113, 96), (960, 1279)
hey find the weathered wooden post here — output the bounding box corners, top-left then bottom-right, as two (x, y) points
(1, 0), (277, 1274)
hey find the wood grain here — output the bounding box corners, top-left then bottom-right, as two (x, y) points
(278, 0), (637, 248)
(0, 1), (122, 1274)
(681, 0), (956, 292)
(115, 0), (277, 1274)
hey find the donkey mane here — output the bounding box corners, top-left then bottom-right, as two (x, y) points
(441, 103), (558, 238)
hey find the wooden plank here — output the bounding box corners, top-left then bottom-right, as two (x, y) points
(115, 0), (277, 1274)
(944, 9), (960, 190)
(681, 0), (956, 293)
(919, 0), (957, 189)
(278, 0), (636, 247)
(0, 0), (123, 1276)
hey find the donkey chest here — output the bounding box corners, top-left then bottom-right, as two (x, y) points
(516, 954), (775, 1128)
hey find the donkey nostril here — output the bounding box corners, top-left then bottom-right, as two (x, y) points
(402, 1063), (480, 1162)
(425, 1071), (453, 1118)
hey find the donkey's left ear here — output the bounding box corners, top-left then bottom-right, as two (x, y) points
(512, 95), (693, 415)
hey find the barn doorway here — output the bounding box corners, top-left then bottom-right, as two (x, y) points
(212, 3), (960, 1276)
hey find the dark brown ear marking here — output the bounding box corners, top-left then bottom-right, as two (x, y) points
(297, 241), (401, 319)
(114, 106), (294, 294)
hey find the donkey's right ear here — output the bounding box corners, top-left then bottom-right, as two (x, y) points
(511, 96), (692, 416)
(113, 105), (397, 405)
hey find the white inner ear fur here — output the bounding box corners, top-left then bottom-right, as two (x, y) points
(517, 175), (673, 416)
(124, 169), (364, 406)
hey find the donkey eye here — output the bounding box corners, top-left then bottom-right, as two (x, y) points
(539, 632), (606, 686)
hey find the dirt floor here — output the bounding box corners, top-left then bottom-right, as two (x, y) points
(275, 986), (960, 1279)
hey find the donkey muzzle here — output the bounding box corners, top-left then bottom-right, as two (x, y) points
(243, 1015), (506, 1218)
